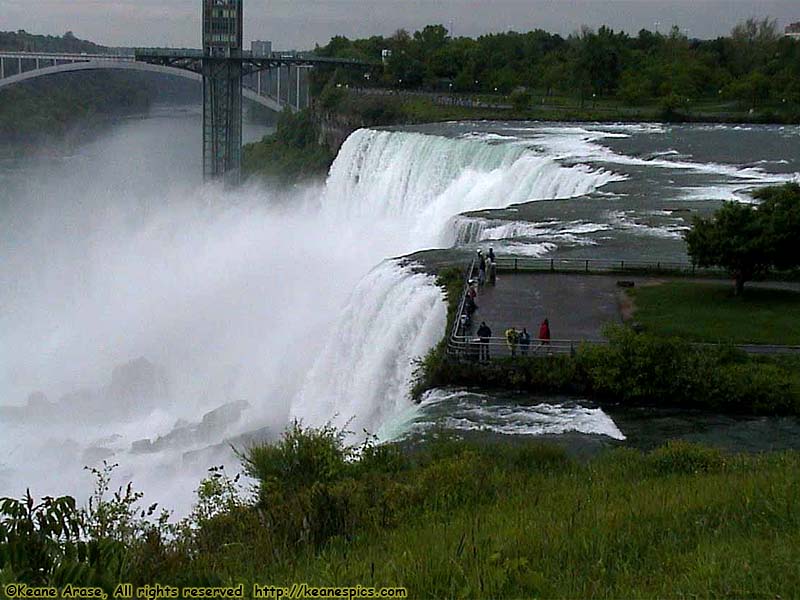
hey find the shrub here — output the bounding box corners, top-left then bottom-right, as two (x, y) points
(714, 362), (797, 414)
(510, 90), (533, 112)
(578, 325), (699, 403)
(243, 421), (353, 501)
(0, 462), (167, 590)
(647, 441), (726, 475)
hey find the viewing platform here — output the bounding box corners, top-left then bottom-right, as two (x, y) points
(447, 257), (800, 360)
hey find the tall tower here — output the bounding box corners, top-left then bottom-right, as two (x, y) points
(202, 0), (243, 183)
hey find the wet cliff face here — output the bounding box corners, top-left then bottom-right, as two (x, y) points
(318, 113), (365, 154)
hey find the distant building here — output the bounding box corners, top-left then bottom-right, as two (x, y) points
(203, 0), (243, 57)
(381, 49), (392, 65)
(786, 22), (800, 39)
(251, 40), (272, 57)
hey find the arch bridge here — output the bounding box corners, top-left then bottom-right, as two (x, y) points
(0, 50), (335, 113)
(0, 49), (374, 182)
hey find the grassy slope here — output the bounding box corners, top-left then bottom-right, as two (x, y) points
(630, 281), (800, 345)
(384, 95), (794, 126)
(244, 442), (800, 598)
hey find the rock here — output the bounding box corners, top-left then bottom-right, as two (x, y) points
(197, 400), (249, 438)
(107, 357), (169, 414)
(131, 439), (155, 454)
(131, 400), (249, 454)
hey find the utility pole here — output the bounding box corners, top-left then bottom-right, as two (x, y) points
(202, 0), (243, 184)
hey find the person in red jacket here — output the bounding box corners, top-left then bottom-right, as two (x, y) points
(538, 318), (551, 346)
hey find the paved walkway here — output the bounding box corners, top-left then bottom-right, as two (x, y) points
(465, 273), (800, 354)
(471, 273), (623, 341)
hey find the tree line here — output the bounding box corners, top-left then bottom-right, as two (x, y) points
(314, 18), (800, 113)
(0, 30), (106, 54)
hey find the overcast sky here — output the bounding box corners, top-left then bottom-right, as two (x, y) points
(1, 1), (798, 50)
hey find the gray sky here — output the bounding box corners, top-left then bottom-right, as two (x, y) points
(1, 1), (798, 50)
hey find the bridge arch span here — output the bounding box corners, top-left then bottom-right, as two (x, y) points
(0, 60), (289, 113)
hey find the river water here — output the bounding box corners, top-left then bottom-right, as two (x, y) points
(2, 107), (799, 512)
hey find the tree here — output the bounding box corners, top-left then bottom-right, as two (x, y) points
(755, 183), (800, 270)
(510, 89), (532, 112)
(684, 184), (800, 295)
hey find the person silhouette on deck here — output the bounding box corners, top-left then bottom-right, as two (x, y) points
(477, 321), (492, 361)
(538, 318), (551, 347)
(519, 328), (531, 355)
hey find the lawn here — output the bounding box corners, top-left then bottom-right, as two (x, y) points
(629, 281), (800, 345)
(260, 442), (800, 599)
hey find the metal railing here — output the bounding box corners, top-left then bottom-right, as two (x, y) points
(494, 256), (716, 275)
(0, 51), (135, 61)
(445, 257), (602, 360)
(446, 335), (598, 359)
(449, 257), (477, 340)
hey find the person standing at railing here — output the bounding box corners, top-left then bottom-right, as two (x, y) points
(488, 256), (497, 285)
(477, 321), (492, 361)
(519, 328), (531, 355)
(488, 247), (495, 262)
(538, 318), (551, 346)
(459, 313), (470, 336)
(477, 250), (486, 286)
(468, 280), (478, 301)
(505, 328), (519, 358)
(465, 293), (477, 318)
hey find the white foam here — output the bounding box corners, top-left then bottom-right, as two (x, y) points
(451, 216), (610, 247)
(608, 210), (690, 239)
(403, 389), (625, 440)
(526, 125), (799, 185)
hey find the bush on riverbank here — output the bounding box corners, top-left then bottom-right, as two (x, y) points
(0, 72), (155, 148)
(411, 267), (470, 399)
(3, 426), (800, 597)
(580, 326), (799, 413)
(421, 323), (800, 415)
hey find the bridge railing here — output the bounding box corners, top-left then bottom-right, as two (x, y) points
(0, 51), (135, 60)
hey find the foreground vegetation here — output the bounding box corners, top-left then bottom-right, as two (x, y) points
(2, 425), (800, 598)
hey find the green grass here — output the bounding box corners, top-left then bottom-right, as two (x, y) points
(270, 445), (800, 598)
(346, 92), (799, 127)
(630, 281), (800, 345)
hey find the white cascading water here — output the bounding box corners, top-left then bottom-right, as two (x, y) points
(322, 128), (625, 247)
(1, 121), (620, 512)
(291, 261), (446, 438)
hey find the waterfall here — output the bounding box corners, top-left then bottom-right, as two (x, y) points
(291, 128), (625, 436)
(291, 261), (446, 438)
(322, 128), (625, 247)
(2, 120), (628, 511)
